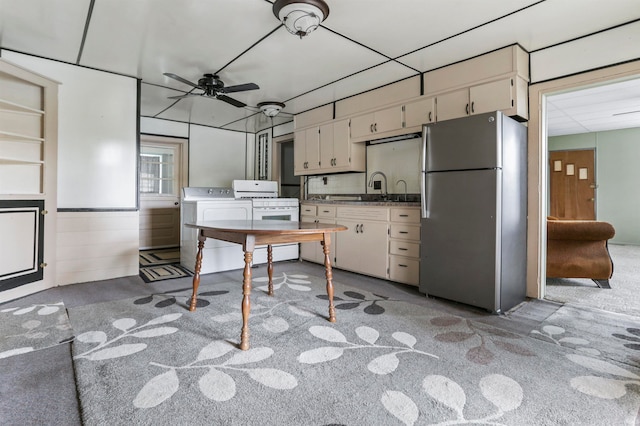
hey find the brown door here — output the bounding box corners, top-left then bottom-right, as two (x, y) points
(549, 149), (596, 219)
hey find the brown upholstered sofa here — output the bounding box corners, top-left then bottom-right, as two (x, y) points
(546, 217), (616, 288)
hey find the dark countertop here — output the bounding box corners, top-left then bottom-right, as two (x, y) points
(302, 199), (421, 207)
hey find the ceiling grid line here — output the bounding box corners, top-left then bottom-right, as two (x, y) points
(75, 0), (96, 65)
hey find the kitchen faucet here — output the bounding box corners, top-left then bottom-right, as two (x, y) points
(368, 171), (388, 199)
(396, 179), (407, 201)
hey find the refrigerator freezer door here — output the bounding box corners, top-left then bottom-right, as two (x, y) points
(425, 112), (502, 172)
(420, 169), (501, 312)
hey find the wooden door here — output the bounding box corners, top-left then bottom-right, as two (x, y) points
(549, 149), (596, 219)
(139, 135), (186, 249)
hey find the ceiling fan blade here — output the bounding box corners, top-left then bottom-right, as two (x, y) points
(217, 94), (246, 108)
(167, 93), (201, 100)
(222, 83), (259, 93)
(163, 73), (202, 89)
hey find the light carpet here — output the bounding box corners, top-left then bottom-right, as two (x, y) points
(68, 272), (640, 425)
(0, 301), (74, 359)
(531, 303), (640, 367)
(546, 244), (640, 317)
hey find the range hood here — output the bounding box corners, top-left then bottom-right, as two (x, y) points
(366, 132), (421, 145)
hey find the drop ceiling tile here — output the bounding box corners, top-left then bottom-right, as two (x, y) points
(0, 0), (90, 63)
(323, 0), (537, 59)
(80, 0), (278, 80)
(401, 0), (640, 73)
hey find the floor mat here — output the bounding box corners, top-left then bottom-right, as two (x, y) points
(139, 248), (180, 266)
(139, 264), (192, 283)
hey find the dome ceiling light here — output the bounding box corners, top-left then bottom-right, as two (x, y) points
(272, 0), (330, 38)
(258, 101), (286, 117)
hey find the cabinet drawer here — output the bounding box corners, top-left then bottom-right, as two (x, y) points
(390, 208), (420, 223)
(390, 224), (420, 241)
(389, 240), (420, 258)
(317, 205), (337, 218)
(337, 206), (389, 221)
(300, 205), (317, 216)
(389, 255), (420, 286)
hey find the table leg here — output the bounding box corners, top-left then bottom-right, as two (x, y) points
(240, 249), (253, 350)
(189, 236), (205, 312)
(322, 233), (336, 323)
(267, 244), (274, 296)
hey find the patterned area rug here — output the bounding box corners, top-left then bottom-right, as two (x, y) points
(139, 248), (191, 283)
(68, 272), (640, 425)
(0, 301), (74, 359)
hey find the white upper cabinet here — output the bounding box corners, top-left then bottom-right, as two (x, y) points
(350, 105), (404, 142)
(403, 96), (436, 129)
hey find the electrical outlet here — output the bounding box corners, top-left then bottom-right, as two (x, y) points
(373, 180), (381, 190)
(322, 176), (328, 185)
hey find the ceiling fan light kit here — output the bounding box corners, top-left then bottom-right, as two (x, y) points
(273, 0), (330, 38)
(258, 101), (286, 117)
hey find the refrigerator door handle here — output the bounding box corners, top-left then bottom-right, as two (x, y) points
(421, 125), (428, 219)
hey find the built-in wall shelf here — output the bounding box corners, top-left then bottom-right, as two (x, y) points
(0, 98), (44, 114)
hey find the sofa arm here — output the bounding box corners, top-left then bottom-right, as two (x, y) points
(547, 220), (615, 241)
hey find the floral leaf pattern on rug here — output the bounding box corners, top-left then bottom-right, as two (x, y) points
(316, 291), (390, 315)
(568, 353), (640, 401)
(210, 295), (313, 334)
(133, 287), (229, 309)
(531, 325), (600, 356)
(382, 374), (523, 425)
(431, 316), (535, 365)
(74, 313), (181, 361)
(0, 302), (72, 359)
(298, 325), (438, 373)
(612, 328), (640, 351)
(255, 273), (312, 292)
(134, 340), (298, 408)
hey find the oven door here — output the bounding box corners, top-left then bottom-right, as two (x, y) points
(253, 207), (298, 221)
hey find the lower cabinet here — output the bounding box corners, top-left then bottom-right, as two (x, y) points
(335, 207), (389, 279)
(300, 203), (421, 286)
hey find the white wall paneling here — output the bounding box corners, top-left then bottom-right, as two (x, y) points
(56, 211), (139, 285)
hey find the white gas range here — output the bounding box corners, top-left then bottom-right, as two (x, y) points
(180, 181), (299, 274)
(233, 180), (300, 264)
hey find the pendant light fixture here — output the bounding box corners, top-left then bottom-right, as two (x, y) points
(272, 0), (330, 38)
(258, 101), (286, 117)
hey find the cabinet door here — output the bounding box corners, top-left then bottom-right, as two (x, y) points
(319, 122), (334, 169)
(305, 127), (320, 172)
(300, 215), (318, 261)
(469, 78), (513, 116)
(436, 88), (469, 122)
(350, 112), (375, 139)
(335, 219), (361, 272)
(293, 130), (307, 174)
(332, 119), (350, 168)
(404, 97), (435, 128)
(374, 105), (403, 134)
(359, 220), (389, 278)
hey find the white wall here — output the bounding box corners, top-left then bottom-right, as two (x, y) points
(188, 124), (253, 186)
(141, 117), (189, 138)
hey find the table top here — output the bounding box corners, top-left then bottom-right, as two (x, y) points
(185, 220), (347, 235)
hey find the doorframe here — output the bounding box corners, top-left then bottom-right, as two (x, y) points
(527, 60), (640, 299)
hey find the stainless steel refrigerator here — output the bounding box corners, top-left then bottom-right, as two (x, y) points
(419, 111), (527, 313)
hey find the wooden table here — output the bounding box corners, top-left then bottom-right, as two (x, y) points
(185, 220), (347, 350)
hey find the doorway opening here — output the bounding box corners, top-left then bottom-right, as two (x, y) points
(279, 140), (300, 198)
(541, 75), (640, 317)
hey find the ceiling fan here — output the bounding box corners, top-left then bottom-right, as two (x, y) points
(164, 72), (259, 107)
